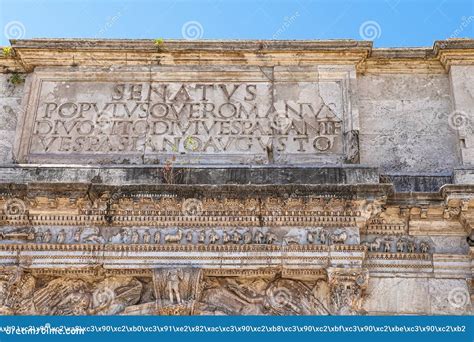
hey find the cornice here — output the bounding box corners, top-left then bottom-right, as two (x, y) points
(5, 39), (372, 72)
(434, 39), (474, 70)
(1, 38), (472, 74)
(10, 38), (372, 51)
(0, 54), (22, 72)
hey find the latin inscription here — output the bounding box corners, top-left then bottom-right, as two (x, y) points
(29, 81), (343, 157)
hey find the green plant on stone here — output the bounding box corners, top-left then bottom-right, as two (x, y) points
(154, 38), (164, 48)
(184, 136), (199, 151)
(8, 73), (24, 85)
(2, 47), (12, 57)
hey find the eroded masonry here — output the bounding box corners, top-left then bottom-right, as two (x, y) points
(0, 39), (473, 315)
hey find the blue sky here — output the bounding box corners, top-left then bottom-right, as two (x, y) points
(0, 0), (473, 47)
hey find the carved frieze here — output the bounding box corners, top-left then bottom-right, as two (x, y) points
(0, 185), (472, 316)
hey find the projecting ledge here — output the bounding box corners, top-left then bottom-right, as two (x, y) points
(0, 164), (380, 185)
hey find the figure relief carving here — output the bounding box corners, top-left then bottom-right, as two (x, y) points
(328, 269), (368, 315)
(197, 273), (330, 315)
(396, 238), (405, 253)
(154, 230), (161, 244)
(364, 236), (432, 254)
(0, 267), (35, 315)
(222, 230), (231, 244)
(131, 230), (140, 244)
(185, 230), (194, 243)
(143, 230), (151, 244)
(0, 269), (143, 316)
(306, 228), (350, 246)
(254, 230), (265, 244)
(165, 229), (183, 244)
(419, 241), (430, 253)
(364, 237), (383, 252)
(152, 268), (203, 315)
(329, 230), (347, 244)
(283, 235), (300, 245)
(265, 232), (277, 244)
(166, 269), (184, 304)
(42, 229), (52, 243)
(197, 230), (206, 244)
(73, 227), (83, 242)
(444, 206), (461, 219)
(83, 227), (105, 244)
(232, 230), (242, 244)
(208, 229), (219, 244)
(319, 229), (328, 245)
(243, 230), (253, 244)
(57, 229), (66, 244)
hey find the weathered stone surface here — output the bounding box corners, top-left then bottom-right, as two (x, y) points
(363, 277), (471, 315)
(358, 74), (458, 173)
(0, 74), (24, 165)
(0, 165), (379, 185)
(428, 278), (471, 315)
(380, 174), (453, 192)
(363, 277), (431, 314)
(454, 168), (474, 184)
(449, 65), (474, 166)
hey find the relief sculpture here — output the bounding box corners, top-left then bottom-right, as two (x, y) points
(197, 275), (341, 316)
(152, 268), (203, 315)
(0, 268), (143, 316)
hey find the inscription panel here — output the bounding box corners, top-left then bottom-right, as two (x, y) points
(15, 66), (358, 165)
